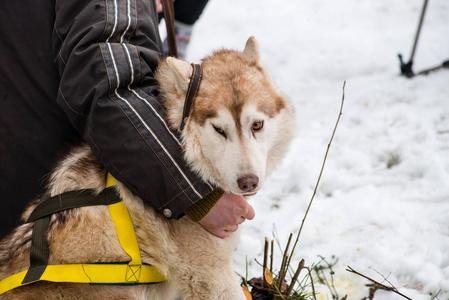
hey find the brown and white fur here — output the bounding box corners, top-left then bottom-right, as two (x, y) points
(0, 37), (296, 299)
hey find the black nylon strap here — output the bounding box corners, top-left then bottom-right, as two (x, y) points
(27, 187), (121, 223)
(180, 64), (202, 131)
(22, 216), (50, 284)
(22, 187), (122, 283)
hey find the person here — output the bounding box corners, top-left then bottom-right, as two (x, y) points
(0, 0), (254, 240)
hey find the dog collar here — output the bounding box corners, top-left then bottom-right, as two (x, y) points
(180, 63), (202, 131)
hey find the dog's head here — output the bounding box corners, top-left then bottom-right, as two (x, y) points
(156, 37), (296, 195)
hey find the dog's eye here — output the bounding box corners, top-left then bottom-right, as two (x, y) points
(213, 125), (226, 138)
(252, 121), (264, 132)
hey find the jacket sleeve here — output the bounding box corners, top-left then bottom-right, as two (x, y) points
(52, 0), (218, 219)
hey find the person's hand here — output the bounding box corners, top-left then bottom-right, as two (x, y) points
(199, 193), (255, 239)
(155, 0), (175, 13)
(155, 0), (163, 13)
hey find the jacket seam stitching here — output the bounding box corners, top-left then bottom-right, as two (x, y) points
(58, 88), (88, 117)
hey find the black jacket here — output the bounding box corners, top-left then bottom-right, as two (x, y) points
(0, 0), (214, 238)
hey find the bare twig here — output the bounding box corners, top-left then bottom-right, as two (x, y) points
(346, 266), (412, 300)
(305, 266), (317, 300)
(315, 256), (340, 299)
(286, 259), (305, 296)
(277, 252), (289, 288)
(263, 238), (269, 287)
(272, 224), (283, 255)
(277, 233), (293, 287)
(286, 81), (346, 273)
(430, 289), (441, 300)
(370, 267), (394, 289)
(270, 240), (274, 274)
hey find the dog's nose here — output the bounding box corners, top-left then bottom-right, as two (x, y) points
(237, 175), (259, 193)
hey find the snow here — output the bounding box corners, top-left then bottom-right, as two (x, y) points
(183, 0), (449, 299)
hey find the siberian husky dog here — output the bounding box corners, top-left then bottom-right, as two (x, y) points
(0, 37), (296, 299)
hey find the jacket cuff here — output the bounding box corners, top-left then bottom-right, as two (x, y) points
(184, 189), (224, 222)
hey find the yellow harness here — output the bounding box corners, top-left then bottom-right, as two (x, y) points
(0, 174), (166, 295)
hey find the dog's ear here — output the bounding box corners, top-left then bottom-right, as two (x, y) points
(243, 36), (260, 62)
(166, 57), (193, 94)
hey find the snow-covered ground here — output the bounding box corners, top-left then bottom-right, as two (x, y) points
(183, 0), (449, 299)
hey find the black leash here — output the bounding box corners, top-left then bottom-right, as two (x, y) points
(180, 64), (202, 131)
(161, 0), (178, 58)
(160, 0), (203, 131)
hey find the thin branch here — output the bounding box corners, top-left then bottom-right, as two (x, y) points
(287, 81), (346, 272)
(370, 267), (394, 288)
(263, 237), (269, 287)
(305, 266), (317, 300)
(316, 256), (339, 299)
(430, 289), (441, 300)
(270, 240), (274, 274)
(277, 233), (293, 287)
(346, 266), (412, 300)
(286, 259), (305, 296)
(272, 224), (284, 255)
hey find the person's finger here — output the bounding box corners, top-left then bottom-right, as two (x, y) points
(226, 224), (239, 233)
(243, 202), (255, 220)
(216, 230), (229, 239)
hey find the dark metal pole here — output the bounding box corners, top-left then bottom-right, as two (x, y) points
(398, 0), (429, 77)
(410, 0), (429, 62)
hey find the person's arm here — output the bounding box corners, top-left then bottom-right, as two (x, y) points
(52, 0), (217, 219)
